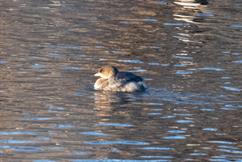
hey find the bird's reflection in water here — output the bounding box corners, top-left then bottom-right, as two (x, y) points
(94, 91), (135, 109)
(93, 91), (145, 117)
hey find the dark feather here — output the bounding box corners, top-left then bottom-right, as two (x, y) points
(116, 72), (143, 83)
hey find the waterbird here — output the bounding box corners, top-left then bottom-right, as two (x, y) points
(94, 66), (147, 92)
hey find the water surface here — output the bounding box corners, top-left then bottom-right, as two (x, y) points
(0, 0), (242, 161)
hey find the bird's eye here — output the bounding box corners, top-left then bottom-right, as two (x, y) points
(99, 68), (103, 73)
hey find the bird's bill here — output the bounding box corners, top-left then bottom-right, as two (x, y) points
(94, 72), (101, 77)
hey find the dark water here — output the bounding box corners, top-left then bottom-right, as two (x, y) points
(0, 0), (242, 161)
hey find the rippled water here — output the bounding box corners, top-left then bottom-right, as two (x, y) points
(0, 0), (242, 161)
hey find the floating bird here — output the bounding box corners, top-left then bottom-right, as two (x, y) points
(94, 66), (147, 92)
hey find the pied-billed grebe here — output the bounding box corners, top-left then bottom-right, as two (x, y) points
(94, 66), (147, 92)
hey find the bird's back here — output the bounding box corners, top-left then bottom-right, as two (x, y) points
(116, 72), (143, 83)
